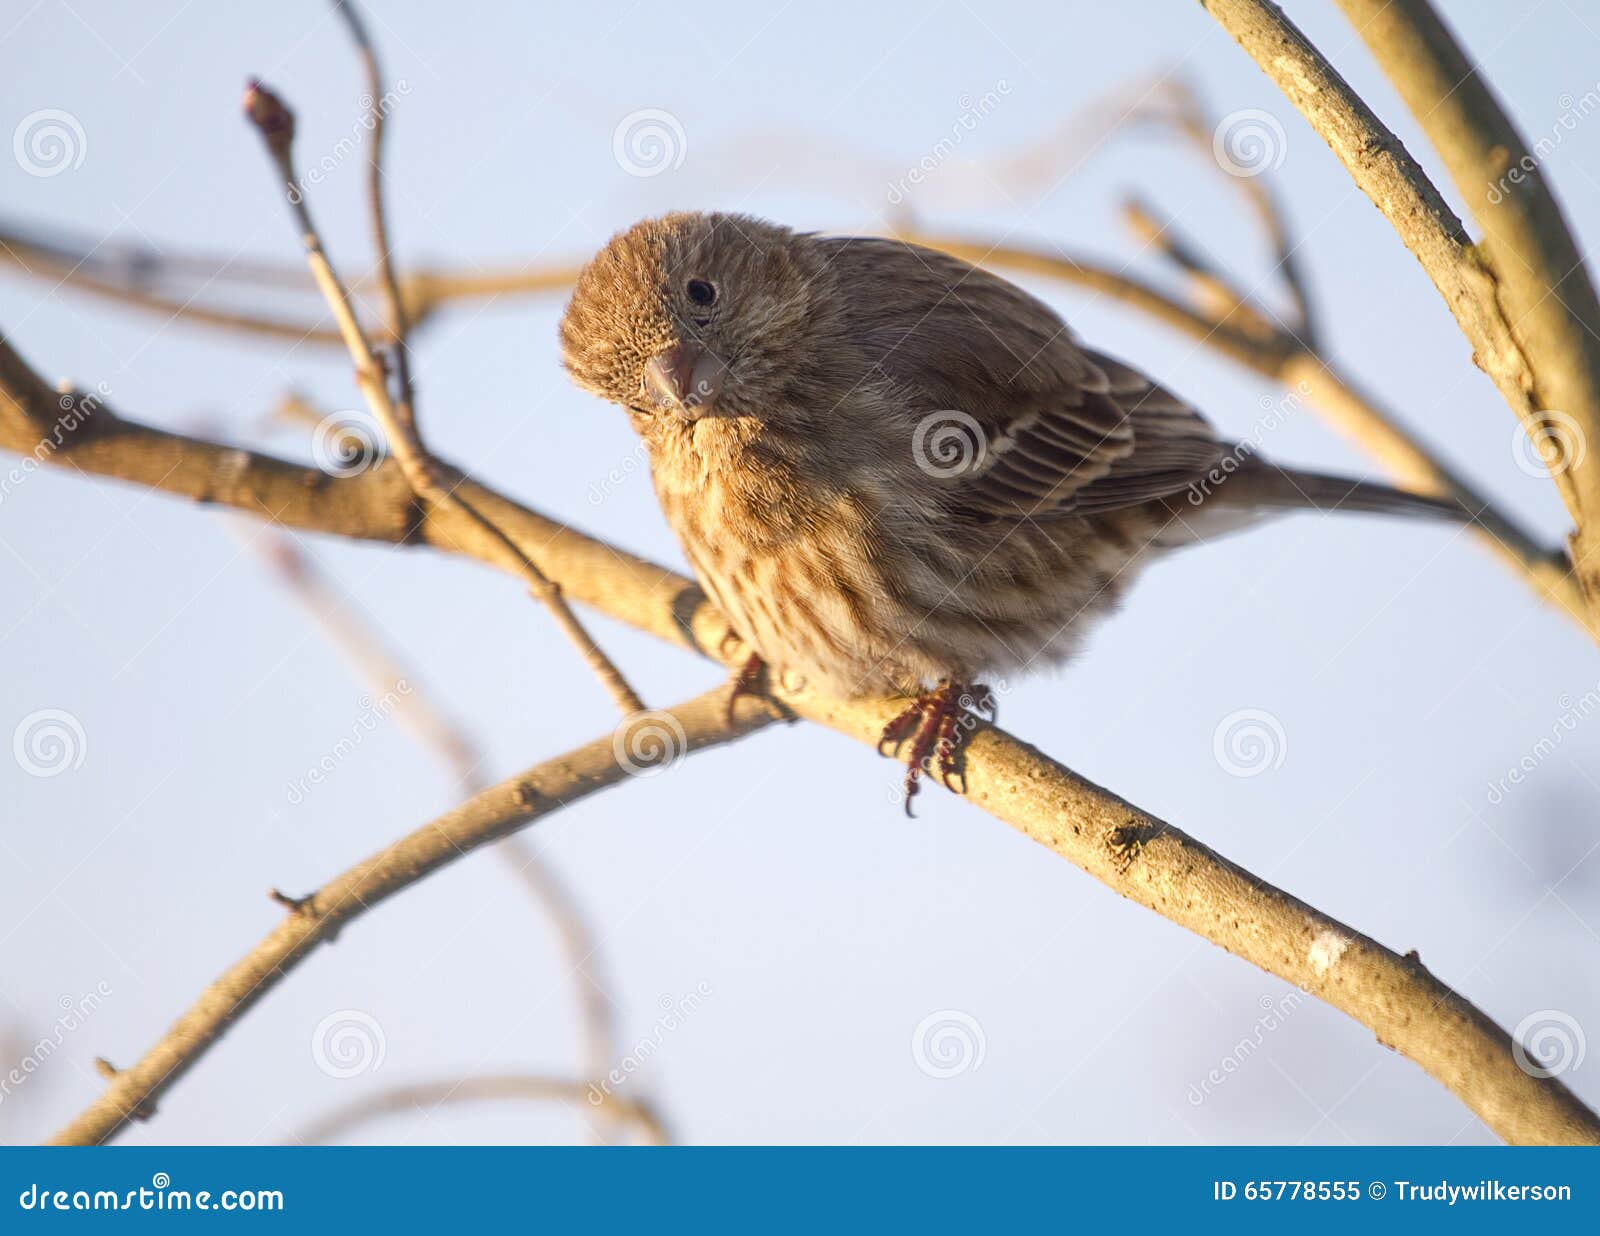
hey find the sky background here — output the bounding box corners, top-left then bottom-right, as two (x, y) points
(2, 0), (1598, 1145)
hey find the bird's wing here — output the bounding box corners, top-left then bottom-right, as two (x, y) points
(818, 236), (1234, 518)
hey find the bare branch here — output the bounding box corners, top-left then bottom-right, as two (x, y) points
(290, 1075), (670, 1146)
(48, 685), (774, 1146)
(243, 80), (645, 716)
(246, 528), (623, 1141)
(331, 0), (418, 434)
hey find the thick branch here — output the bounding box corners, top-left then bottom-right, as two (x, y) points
(50, 686), (773, 1146)
(10, 338), (1594, 1144)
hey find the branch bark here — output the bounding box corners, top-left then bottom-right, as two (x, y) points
(9, 334), (1594, 1145)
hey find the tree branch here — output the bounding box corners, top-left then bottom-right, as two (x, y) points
(243, 79), (645, 716)
(246, 529), (627, 1142)
(49, 685), (774, 1146)
(290, 1075), (670, 1146)
(10, 335), (1594, 1145)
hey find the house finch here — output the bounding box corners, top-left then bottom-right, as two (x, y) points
(560, 212), (1465, 809)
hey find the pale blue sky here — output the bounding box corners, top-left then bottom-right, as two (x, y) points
(2, 0), (1597, 1144)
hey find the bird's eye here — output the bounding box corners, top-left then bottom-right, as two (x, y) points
(686, 278), (717, 307)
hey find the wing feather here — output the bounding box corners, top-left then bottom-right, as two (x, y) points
(816, 236), (1234, 519)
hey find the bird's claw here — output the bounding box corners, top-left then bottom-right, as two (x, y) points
(725, 652), (767, 725)
(879, 682), (976, 816)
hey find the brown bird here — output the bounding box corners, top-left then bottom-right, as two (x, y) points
(560, 212), (1466, 810)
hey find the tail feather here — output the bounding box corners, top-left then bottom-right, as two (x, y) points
(1216, 461), (1470, 524)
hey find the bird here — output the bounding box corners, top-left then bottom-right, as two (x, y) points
(559, 212), (1466, 811)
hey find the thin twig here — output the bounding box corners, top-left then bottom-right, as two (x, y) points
(289, 1075), (669, 1146)
(331, 0), (417, 434)
(244, 527), (623, 1142)
(243, 80), (645, 716)
(48, 684), (775, 1146)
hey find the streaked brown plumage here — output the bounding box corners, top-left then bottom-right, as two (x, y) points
(560, 213), (1462, 801)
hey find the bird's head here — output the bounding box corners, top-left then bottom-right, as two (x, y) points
(560, 212), (828, 428)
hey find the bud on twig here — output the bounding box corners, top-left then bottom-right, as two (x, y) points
(242, 78), (296, 161)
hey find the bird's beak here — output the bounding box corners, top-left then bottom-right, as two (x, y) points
(643, 343), (726, 417)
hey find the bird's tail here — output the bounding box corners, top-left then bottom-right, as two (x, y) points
(1214, 460), (1471, 524)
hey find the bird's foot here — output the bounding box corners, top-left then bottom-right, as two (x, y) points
(724, 652), (768, 725)
(878, 681), (984, 816)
